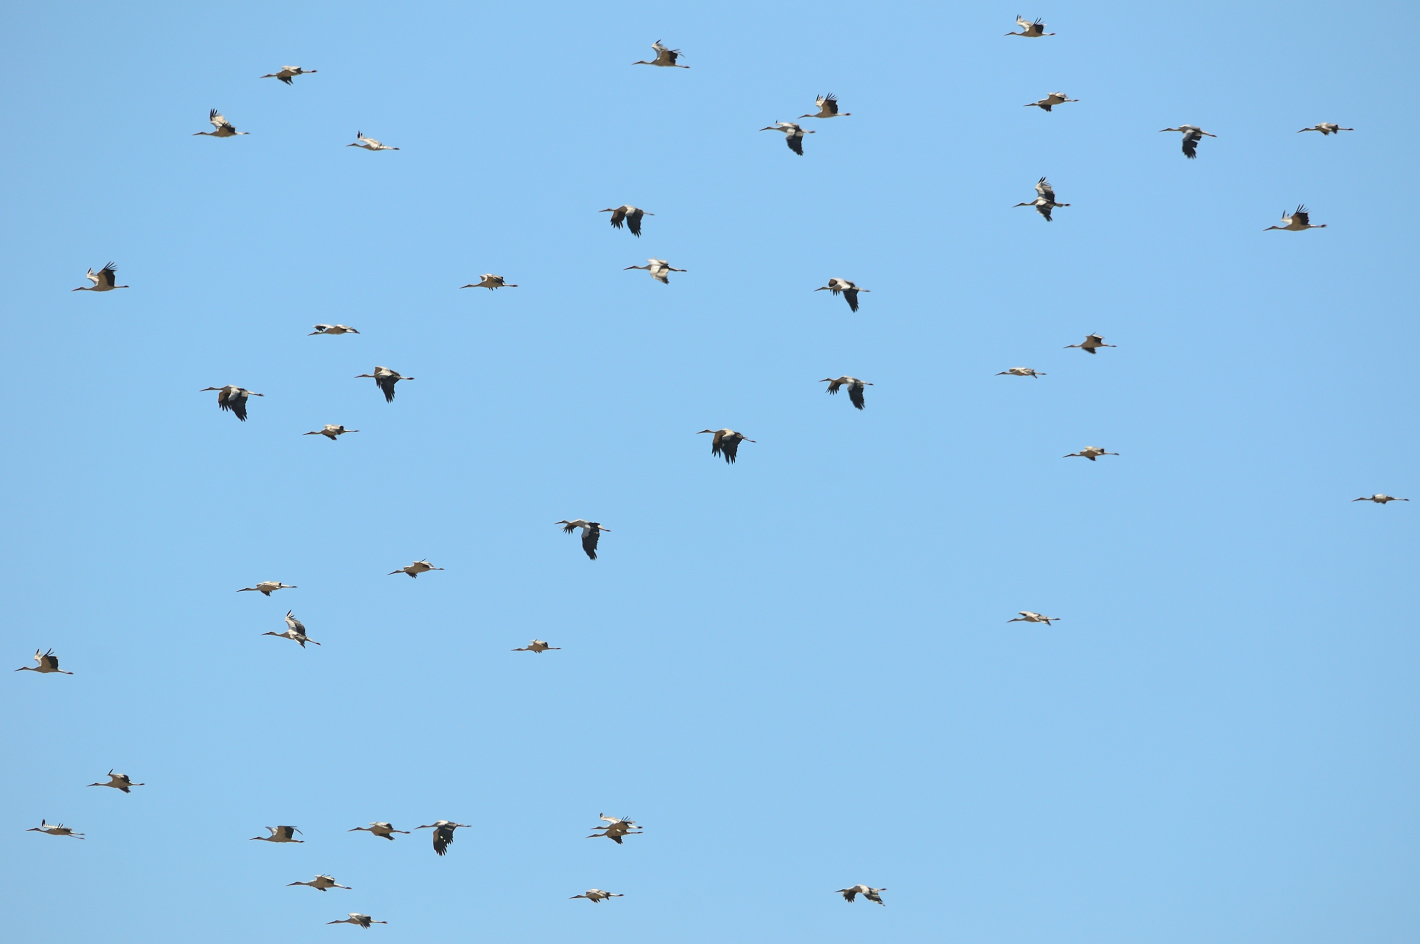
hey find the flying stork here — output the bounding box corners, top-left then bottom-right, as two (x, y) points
(513, 639), (561, 653)
(1025, 92), (1077, 111)
(349, 822), (410, 840)
(1006, 15), (1053, 36)
(355, 366), (413, 402)
(1008, 611), (1060, 625)
(72, 263), (128, 292)
(625, 259), (686, 283)
(460, 274), (517, 289)
(304, 425), (359, 440)
(251, 825), (303, 843)
(27, 820), (84, 839)
(1352, 494), (1408, 503)
(1264, 205), (1326, 231)
(997, 367), (1046, 379)
(697, 429), (755, 464)
(194, 109), (248, 137)
(556, 520), (609, 560)
(309, 324), (359, 335)
(821, 376), (872, 410)
(571, 889), (625, 903)
(15, 649), (72, 675)
(1298, 123), (1353, 135)
(600, 205), (653, 236)
(815, 278), (869, 312)
(1014, 177), (1069, 221)
(237, 581), (296, 596)
(835, 885), (886, 904)
(263, 611), (319, 647)
(587, 814), (642, 844)
(1065, 334), (1115, 354)
(633, 40), (688, 68)
(760, 121), (814, 155)
(289, 875), (350, 891)
(347, 132), (398, 151)
(800, 93), (850, 118)
(416, 820), (470, 856)
(1159, 125), (1216, 159)
(1064, 446), (1118, 461)
(88, 770), (144, 793)
(200, 385), (263, 421)
(327, 914), (386, 928)
(389, 560), (444, 578)
(261, 65), (317, 84)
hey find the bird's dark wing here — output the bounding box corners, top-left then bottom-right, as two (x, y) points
(1038, 204), (1053, 222)
(100, 263), (118, 286)
(848, 384), (866, 410)
(787, 134), (804, 156)
(844, 289), (859, 313)
(1182, 132), (1200, 158)
(582, 528), (600, 560)
(609, 833), (623, 844)
(609, 207), (626, 228)
(230, 394), (249, 421)
(626, 212), (643, 237)
(378, 377), (397, 402)
(433, 824), (454, 855)
(279, 75), (293, 85)
(824, 94), (839, 115)
(1294, 206), (1310, 226)
(722, 438), (740, 463)
(843, 889), (857, 901)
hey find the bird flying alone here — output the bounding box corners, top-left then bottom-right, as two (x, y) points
(355, 366), (413, 402)
(634, 40), (688, 67)
(1014, 177), (1068, 221)
(1160, 125), (1216, 159)
(347, 131), (398, 151)
(513, 639), (561, 653)
(263, 611), (319, 647)
(557, 520), (609, 560)
(27, 820), (84, 839)
(460, 274), (517, 289)
(821, 376), (872, 410)
(836, 885), (886, 905)
(200, 385), (263, 421)
(1008, 611), (1059, 626)
(304, 425), (358, 440)
(1264, 205), (1326, 231)
(237, 581), (296, 596)
(88, 770), (143, 793)
(309, 324), (359, 335)
(15, 648), (72, 674)
(1025, 92), (1077, 112)
(72, 263), (128, 292)
(289, 875), (349, 891)
(698, 429), (755, 464)
(1065, 334), (1115, 354)
(997, 367), (1045, 379)
(416, 820), (470, 856)
(251, 825), (303, 843)
(261, 65), (316, 85)
(571, 889), (624, 903)
(1064, 446), (1118, 461)
(801, 93), (849, 118)
(328, 913), (386, 928)
(815, 278), (869, 312)
(761, 121), (813, 155)
(349, 822), (410, 840)
(1006, 15), (1053, 36)
(1298, 123), (1353, 135)
(389, 559), (443, 578)
(625, 259), (686, 283)
(194, 109), (248, 137)
(601, 205), (652, 237)
(1353, 494), (1408, 503)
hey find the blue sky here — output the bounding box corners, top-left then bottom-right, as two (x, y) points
(2, 2), (1417, 942)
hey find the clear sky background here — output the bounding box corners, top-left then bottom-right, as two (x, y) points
(2, 2), (1417, 942)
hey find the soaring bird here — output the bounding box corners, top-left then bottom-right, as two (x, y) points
(416, 820), (470, 856)
(460, 274), (517, 289)
(304, 425), (359, 440)
(760, 121), (814, 155)
(251, 825), (303, 843)
(289, 875), (349, 892)
(587, 814), (642, 844)
(88, 770), (144, 793)
(72, 263), (128, 292)
(1064, 446), (1118, 461)
(633, 40), (688, 68)
(1352, 494), (1408, 504)
(27, 820), (84, 839)
(835, 885), (886, 905)
(800, 93), (850, 118)
(1014, 177), (1069, 221)
(815, 278), (870, 312)
(625, 259), (686, 283)
(1025, 92), (1077, 111)
(194, 109), (248, 137)
(997, 367), (1046, 379)
(571, 889), (625, 903)
(821, 376), (872, 410)
(15, 649), (72, 675)
(355, 366), (413, 402)
(1160, 125), (1216, 159)
(347, 131), (398, 151)
(327, 914), (386, 928)
(200, 385), (263, 421)
(600, 205), (652, 236)
(261, 65), (317, 85)
(698, 429), (755, 464)
(513, 639), (561, 653)
(1065, 334), (1115, 354)
(389, 560), (444, 578)
(349, 822), (410, 840)
(1008, 611), (1059, 626)
(263, 611), (319, 647)
(237, 581), (296, 596)
(1264, 205), (1327, 232)
(1006, 15), (1053, 36)
(309, 324), (359, 335)
(556, 520), (610, 560)
(1298, 123), (1353, 135)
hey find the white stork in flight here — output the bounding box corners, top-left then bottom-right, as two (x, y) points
(237, 581), (296, 596)
(288, 874), (350, 891)
(1006, 15), (1053, 36)
(815, 278), (869, 312)
(760, 121), (813, 155)
(304, 425), (359, 440)
(1064, 446), (1118, 461)
(349, 822), (410, 840)
(88, 770), (144, 793)
(1014, 177), (1068, 221)
(327, 913), (386, 928)
(800, 93), (849, 118)
(263, 611), (319, 647)
(1298, 123), (1352, 135)
(194, 109), (248, 137)
(15, 649), (72, 674)
(513, 639), (561, 653)
(556, 520), (609, 560)
(571, 889), (625, 903)
(1025, 92), (1077, 112)
(997, 367), (1046, 379)
(1008, 611), (1059, 626)
(1160, 125), (1216, 159)
(309, 324), (359, 335)
(72, 263), (128, 292)
(1352, 494), (1408, 504)
(27, 820), (84, 839)
(698, 429), (755, 464)
(261, 65), (317, 85)
(460, 274), (517, 289)
(1065, 334), (1115, 354)
(821, 376), (872, 409)
(1264, 205), (1326, 231)
(389, 560), (444, 578)
(200, 385), (263, 421)
(625, 259), (686, 283)
(835, 885), (886, 904)
(600, 205), (652, 236)
(251, 825), (303, 843)
(416, 820), (470, 856)
(355, 366), (413, 402)
(347, 131), (398, 151)
(634, 40), (688, 68)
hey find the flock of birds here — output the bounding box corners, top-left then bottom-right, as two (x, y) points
(24, 17), (1406, 931)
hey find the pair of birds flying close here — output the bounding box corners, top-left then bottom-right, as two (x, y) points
(588, 814), (642, 844)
